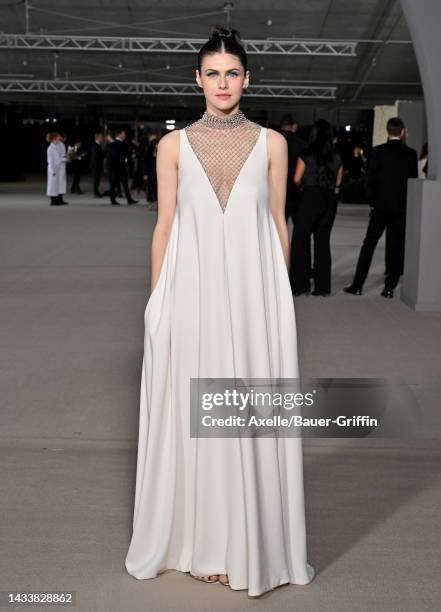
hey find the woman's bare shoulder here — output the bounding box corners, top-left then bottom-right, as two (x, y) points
(266, 128), (287, 161)
(157, 129), (180, 161)
(266, 128), (287, 149)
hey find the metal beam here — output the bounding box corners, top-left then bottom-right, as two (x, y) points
(0, 79), (337, 99)
(0, 34), (357, 56)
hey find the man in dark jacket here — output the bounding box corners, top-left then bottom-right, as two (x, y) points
(344, 117), (418, 298)
(106, 129), (138, 205)
(90, 132), (104, 197)
(279, 114), (307, 224)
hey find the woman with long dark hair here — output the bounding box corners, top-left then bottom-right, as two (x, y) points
(290, 119), (343, 296)
(124, 25), (315, 596)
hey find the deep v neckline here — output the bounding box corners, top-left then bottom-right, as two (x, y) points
(182, 127), (264, 215)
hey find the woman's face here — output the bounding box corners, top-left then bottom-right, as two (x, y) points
(196, 52), (249, 114)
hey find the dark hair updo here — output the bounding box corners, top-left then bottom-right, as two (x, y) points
(197, 24), (247, 73)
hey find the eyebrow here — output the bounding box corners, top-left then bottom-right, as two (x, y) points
(204, 68), (241, 72)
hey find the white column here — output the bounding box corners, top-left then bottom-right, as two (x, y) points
(399, 0), (441, 310)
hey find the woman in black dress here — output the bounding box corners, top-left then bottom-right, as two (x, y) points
(289, 119), (343, 296)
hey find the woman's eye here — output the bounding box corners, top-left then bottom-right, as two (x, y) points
(205, 72), (239, 78)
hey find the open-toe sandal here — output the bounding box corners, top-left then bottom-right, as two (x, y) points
(191, 574), (219, 584)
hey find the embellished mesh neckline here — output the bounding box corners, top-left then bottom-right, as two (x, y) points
(185, 111), (262, 213)
(197, 109), (247, 129)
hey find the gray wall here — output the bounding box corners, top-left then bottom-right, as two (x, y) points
(397, 100), (427, 157)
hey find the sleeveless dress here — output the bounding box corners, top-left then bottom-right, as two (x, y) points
(125, 112), (315, 597)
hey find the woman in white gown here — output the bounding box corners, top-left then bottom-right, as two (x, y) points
(125, 25), (315, 597)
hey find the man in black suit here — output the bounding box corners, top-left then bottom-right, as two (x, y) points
(279, 114), (307, 224)
(344, 117), (418, 298)
(107, 129), (138, 205)
(90, 132), (104, 197)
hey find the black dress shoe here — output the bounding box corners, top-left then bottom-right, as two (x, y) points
(344, 284), (362, 295)
(127, 199), (138, 205)
(381, 288), (394, 298)
(111, 199), (120, 205)
(94, 193), (103, 198)
(293, 291), (310, 296)
(312, 291), (331, 297)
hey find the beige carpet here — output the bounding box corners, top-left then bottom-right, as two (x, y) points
(1, 180), (440, 611)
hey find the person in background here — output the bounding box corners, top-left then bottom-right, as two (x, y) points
(279, 113), (307, 224)
(347, 145), (367, 180)
(289, 119), (343, 297)
(90, 133), (104, 197)
(418, 142), (428, 179)
(143, 138), (159, 211)
(344, 117), (418, 298)
(57, 134), (69, 204)
(103, 131), (115, 196)
(339, 144), (368, 205)
(69, 142), (86, 194)
(131, 134), (147, 195)
(384, 140), (422, 277)
(46, 132), (68, 206)
(126, 134), (137, 182)
(106, 128), (138, 206)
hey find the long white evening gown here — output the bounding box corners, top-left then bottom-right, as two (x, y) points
(125, 110), (315, 597)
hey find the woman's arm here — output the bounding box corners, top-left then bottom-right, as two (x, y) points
(150, 130), (179, 294)
(293, 157), (306, 187)
(267, 128), (290, 269)
(335, 163), (343, 188)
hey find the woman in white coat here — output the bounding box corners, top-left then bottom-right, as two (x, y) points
(46, 132), (68, 206)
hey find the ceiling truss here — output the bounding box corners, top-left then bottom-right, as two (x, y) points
(0, 34), (357, 56)
(0, 79), (337, 99)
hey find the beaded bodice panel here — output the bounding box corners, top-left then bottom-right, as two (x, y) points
(185, 110), (262, 213)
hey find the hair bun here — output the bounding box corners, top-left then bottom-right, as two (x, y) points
(208, 24), (242, 43)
